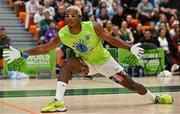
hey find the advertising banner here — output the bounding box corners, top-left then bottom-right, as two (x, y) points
(3, 50), (56, 76)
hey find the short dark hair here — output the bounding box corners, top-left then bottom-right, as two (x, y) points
(0, 27), (5, 31)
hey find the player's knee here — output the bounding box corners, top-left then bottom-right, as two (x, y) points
(109, 71), (129, 83)
(61, 60), (73, 72)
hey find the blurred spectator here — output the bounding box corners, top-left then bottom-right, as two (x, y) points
(104, 20), (113, 35)
(54, 4), (66, 22)
(83, 0), (93, 16)
(13, 0), (28, 16)
(49, 0), (58, 15)
(25, 0), (39, 30)
(43, 0), (55, 19)
(137, 0), (157, 24)
(33, 5), (44, 40)
(119, 21), (134, 45)
(74, 0), (89, 21)
(139, 29), (160, 47)
(159, 22), (170, 38)
(0, 27), (12, 59)
(155, 13), (170, 31)
(169, 20), (179, 38)
(108, 2), (118, 18)
(42, 20), (57, 44)
(42, 20), (64, 68)
(111, 6), (125, 28)
(169, 15), (176, 29)
(149, 21), (159, 39)
(172, 26), (180, 64)
(96, 7), (109, 27)
(158, 28), (174, 71)
(126, 15), (138, 31)
(33, 5), (44, 24)
(123, 0), (140, 17)
(133, 23), (143, 44)
(159, 0), (179, 19)
(104, 25), (121, 48)
(95, 0), (108, 18)
(39, 10), (53, 41)
(101, 0), (113, 11)
(114, 0), (125, 8)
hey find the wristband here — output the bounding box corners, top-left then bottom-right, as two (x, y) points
(21, 52), (29, 58)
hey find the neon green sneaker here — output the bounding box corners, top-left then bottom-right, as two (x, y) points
(41, 99), (67, 113)
(155, 94), (174, 104)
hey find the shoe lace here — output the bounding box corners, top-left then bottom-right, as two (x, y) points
(48, 100), (56, 106)
(157, 96), (165, 104)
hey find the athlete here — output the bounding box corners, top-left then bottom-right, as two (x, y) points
(3, 6), (173, 113)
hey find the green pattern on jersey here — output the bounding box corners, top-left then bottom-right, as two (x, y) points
(59, 21), (111, 64)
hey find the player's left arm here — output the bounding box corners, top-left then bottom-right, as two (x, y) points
(93, 22), (130, 50)
(93, 22), (144, 59)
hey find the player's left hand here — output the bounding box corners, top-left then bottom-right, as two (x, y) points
(130, 43), (144, 59)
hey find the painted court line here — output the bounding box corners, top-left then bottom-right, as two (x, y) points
(0, 100), (39, 114)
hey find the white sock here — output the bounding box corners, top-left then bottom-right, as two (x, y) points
(143, 89), (156, 102)
(55, 81), (67, 101)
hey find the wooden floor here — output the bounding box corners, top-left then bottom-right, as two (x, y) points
(0, 76), (180, 114)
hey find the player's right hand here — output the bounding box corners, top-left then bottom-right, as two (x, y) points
(3, 46), (21, 63)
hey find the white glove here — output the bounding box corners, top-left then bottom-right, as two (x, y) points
(3, 46), (21, 63)
(130, 43), (144, 59)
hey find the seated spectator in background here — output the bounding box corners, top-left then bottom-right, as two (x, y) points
(126, 15), (138, 31)
(95, 0), (108, 19)
(33, 5), (44, 40)
(0, 27), (11, 60)
(133, 23), (143, 44)
(39, 10), (53, 42)
(102, 0), (113, 11)
(172, 26), (180, 64)
(49, 0), (58, 15)
(104, 20), (113, 35)
(33, 5), (44, 25)
(155, 13), (170, 31)
(149, 21), (159, 39)
(54, 3), (66, 22)
(42, 20), (57, 44)
(139, 29), (160, 47)
(123, 0), (140, 18)
(119, 21), (134, 45)
(74, 0), (89, 21)
(158, 29), (174, 71)
(137, 0), (157, 24)
(83, 0), (93, 17)
(43, 0), (55, 19)
(25, 0), (39, 30)
(42, 20), (64, 69)
(103, 25), (120, 48)
(169, 15), (176, 29)
(13, 0), (28, 16)
(159, 0), (178, 19)
(159, 22), (170, 38)
(114, 0), (125, 8)
(169, 20), (179, 38)
(96, 7), (109, 27)
(108, 2), (118, 18)
(111, 6), (125, 28)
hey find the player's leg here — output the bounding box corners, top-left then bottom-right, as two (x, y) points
(41, 57), (87, 113)
(96, 57), (173, 104)
(110, 72), (155, 101)
(110, 72), (173, 104)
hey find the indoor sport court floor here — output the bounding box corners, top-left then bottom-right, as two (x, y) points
(0, 76), (180, 114)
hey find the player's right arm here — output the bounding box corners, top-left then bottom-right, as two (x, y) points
(3, 36), (62, 63)
(25, 36), (61, 55)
